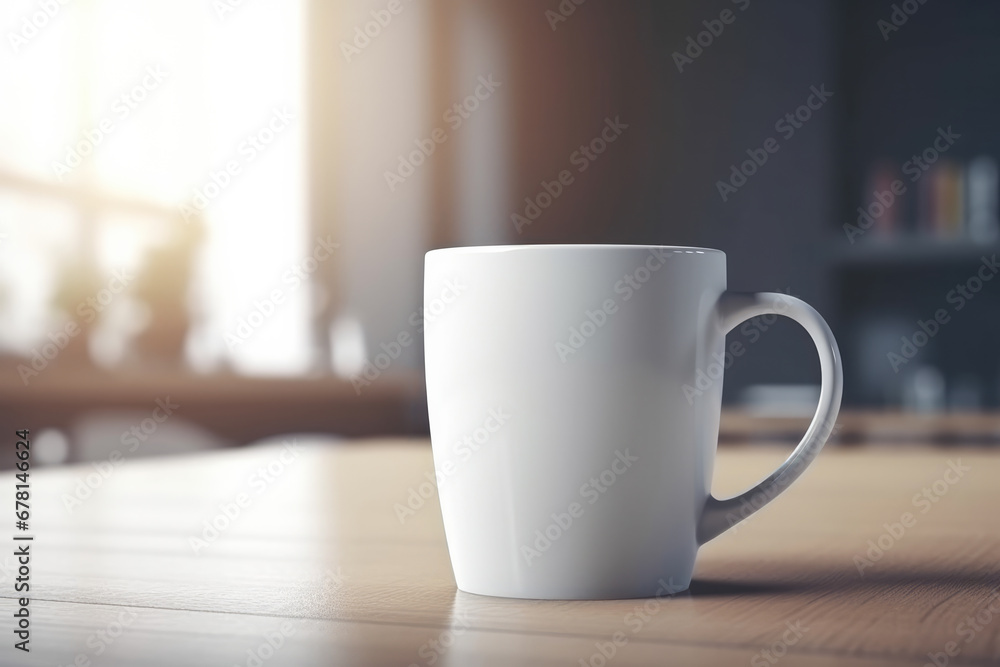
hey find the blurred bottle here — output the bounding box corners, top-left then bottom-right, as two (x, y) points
(855, 316), (911, 405)
(917, 164), (937, 237)
(902, 365), (945, 413)
(967, 156), (999, 243)
(864, 161), (901, 238)
(933, 160), (963, 237)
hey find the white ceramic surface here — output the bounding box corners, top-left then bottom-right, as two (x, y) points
(424, 245), (842, 599)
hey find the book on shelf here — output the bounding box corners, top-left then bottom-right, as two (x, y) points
(861, 154), (998, 244)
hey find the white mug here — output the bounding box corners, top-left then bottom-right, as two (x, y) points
(424, 244), (842, 599)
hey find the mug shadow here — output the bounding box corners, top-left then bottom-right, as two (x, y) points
(689, 567), (999, 598)
(688, 579), (798, 596)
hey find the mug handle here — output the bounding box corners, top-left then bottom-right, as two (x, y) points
(697, 291), (843, 544)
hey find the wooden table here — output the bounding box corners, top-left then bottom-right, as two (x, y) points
(3, 438), (1000, 666)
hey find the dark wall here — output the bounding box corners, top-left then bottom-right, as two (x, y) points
(495, 0), (839, 402)
(835, 0), (1000, 408)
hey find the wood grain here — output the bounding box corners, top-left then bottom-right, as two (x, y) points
(2, 437), (999, 666)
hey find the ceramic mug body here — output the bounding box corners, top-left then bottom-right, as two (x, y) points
(424, 245), (841, 600)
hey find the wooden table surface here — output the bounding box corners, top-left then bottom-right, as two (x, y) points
(3, 437), (999, 666)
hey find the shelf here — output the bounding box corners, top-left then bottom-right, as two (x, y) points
(832, 235), (1000, 267)
(720, 410), (1000, 444)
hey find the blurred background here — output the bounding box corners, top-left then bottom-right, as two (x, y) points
(2, 0), (999, 466)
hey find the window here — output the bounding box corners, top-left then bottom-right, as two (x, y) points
(0, 0), (308, 376)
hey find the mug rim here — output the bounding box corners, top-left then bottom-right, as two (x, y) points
(427, 244), (725, 257)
